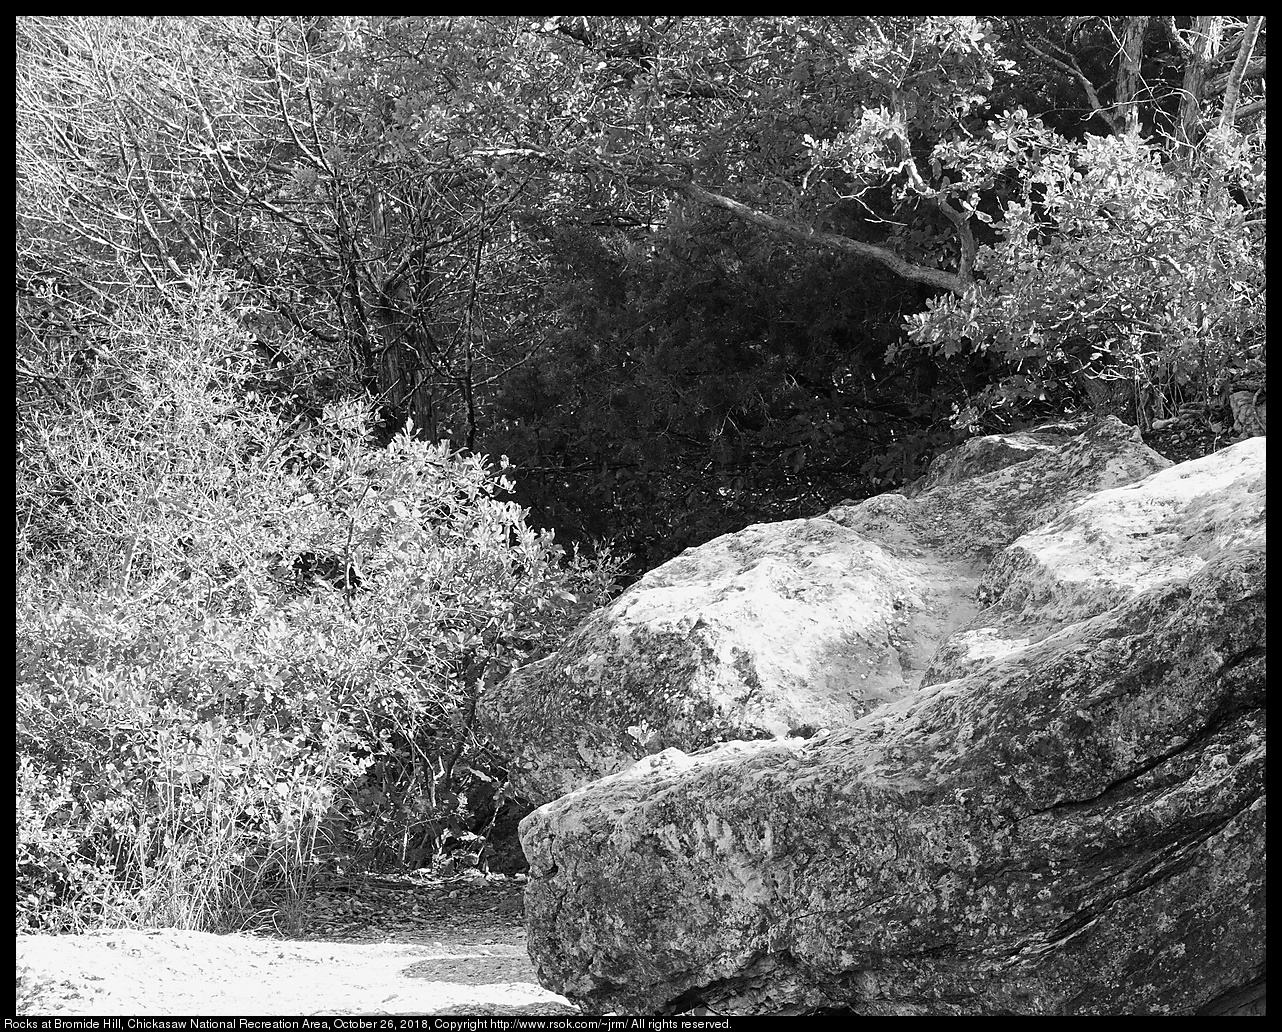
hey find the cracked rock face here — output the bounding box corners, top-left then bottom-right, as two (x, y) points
(478, 418), (1170, 806)
(516, 428), (1265, 1015)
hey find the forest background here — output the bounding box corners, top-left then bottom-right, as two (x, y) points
(15, 15), (1265, 935)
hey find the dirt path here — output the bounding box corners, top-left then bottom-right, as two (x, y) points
(16, 875), (579, 1016)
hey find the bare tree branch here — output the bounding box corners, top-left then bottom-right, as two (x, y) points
(637, 177), (967, 294)
(1015, 24), (1125, 134)
(1207, 56), (1266, 95)
(1233, 97), (1267, 122)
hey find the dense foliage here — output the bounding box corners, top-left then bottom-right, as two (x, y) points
(15, 15), (1265, 931)
(16, 291), (621, 931)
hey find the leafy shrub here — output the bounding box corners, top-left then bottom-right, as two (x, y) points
(16, 756), (122, 934)
(17, 285), (624, 933)
(902, 114), (1266, 430)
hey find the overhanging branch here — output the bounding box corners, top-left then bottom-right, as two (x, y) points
(640, 178), (968, 294)
(475, 142), (970, 294)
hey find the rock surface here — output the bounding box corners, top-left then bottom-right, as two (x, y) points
(519, 432), (1265, 1015)
(480, 418), (1170, 805)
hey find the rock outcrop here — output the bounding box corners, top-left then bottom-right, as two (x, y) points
(517, 430), (1265, 1015)
(479, 418), (1170, 805)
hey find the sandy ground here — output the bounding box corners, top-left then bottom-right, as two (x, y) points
(17, 912), (579, 1016)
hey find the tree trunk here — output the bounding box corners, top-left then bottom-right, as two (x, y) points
(371, 292), (438, 441)
(1176, 17), (1224, 154)
(1116, 17), (1151, 134)
(366, 131), (439, 441)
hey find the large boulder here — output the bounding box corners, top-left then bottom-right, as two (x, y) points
(479, 418), (1170, 804)
(520, 435), (1265, 1015)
